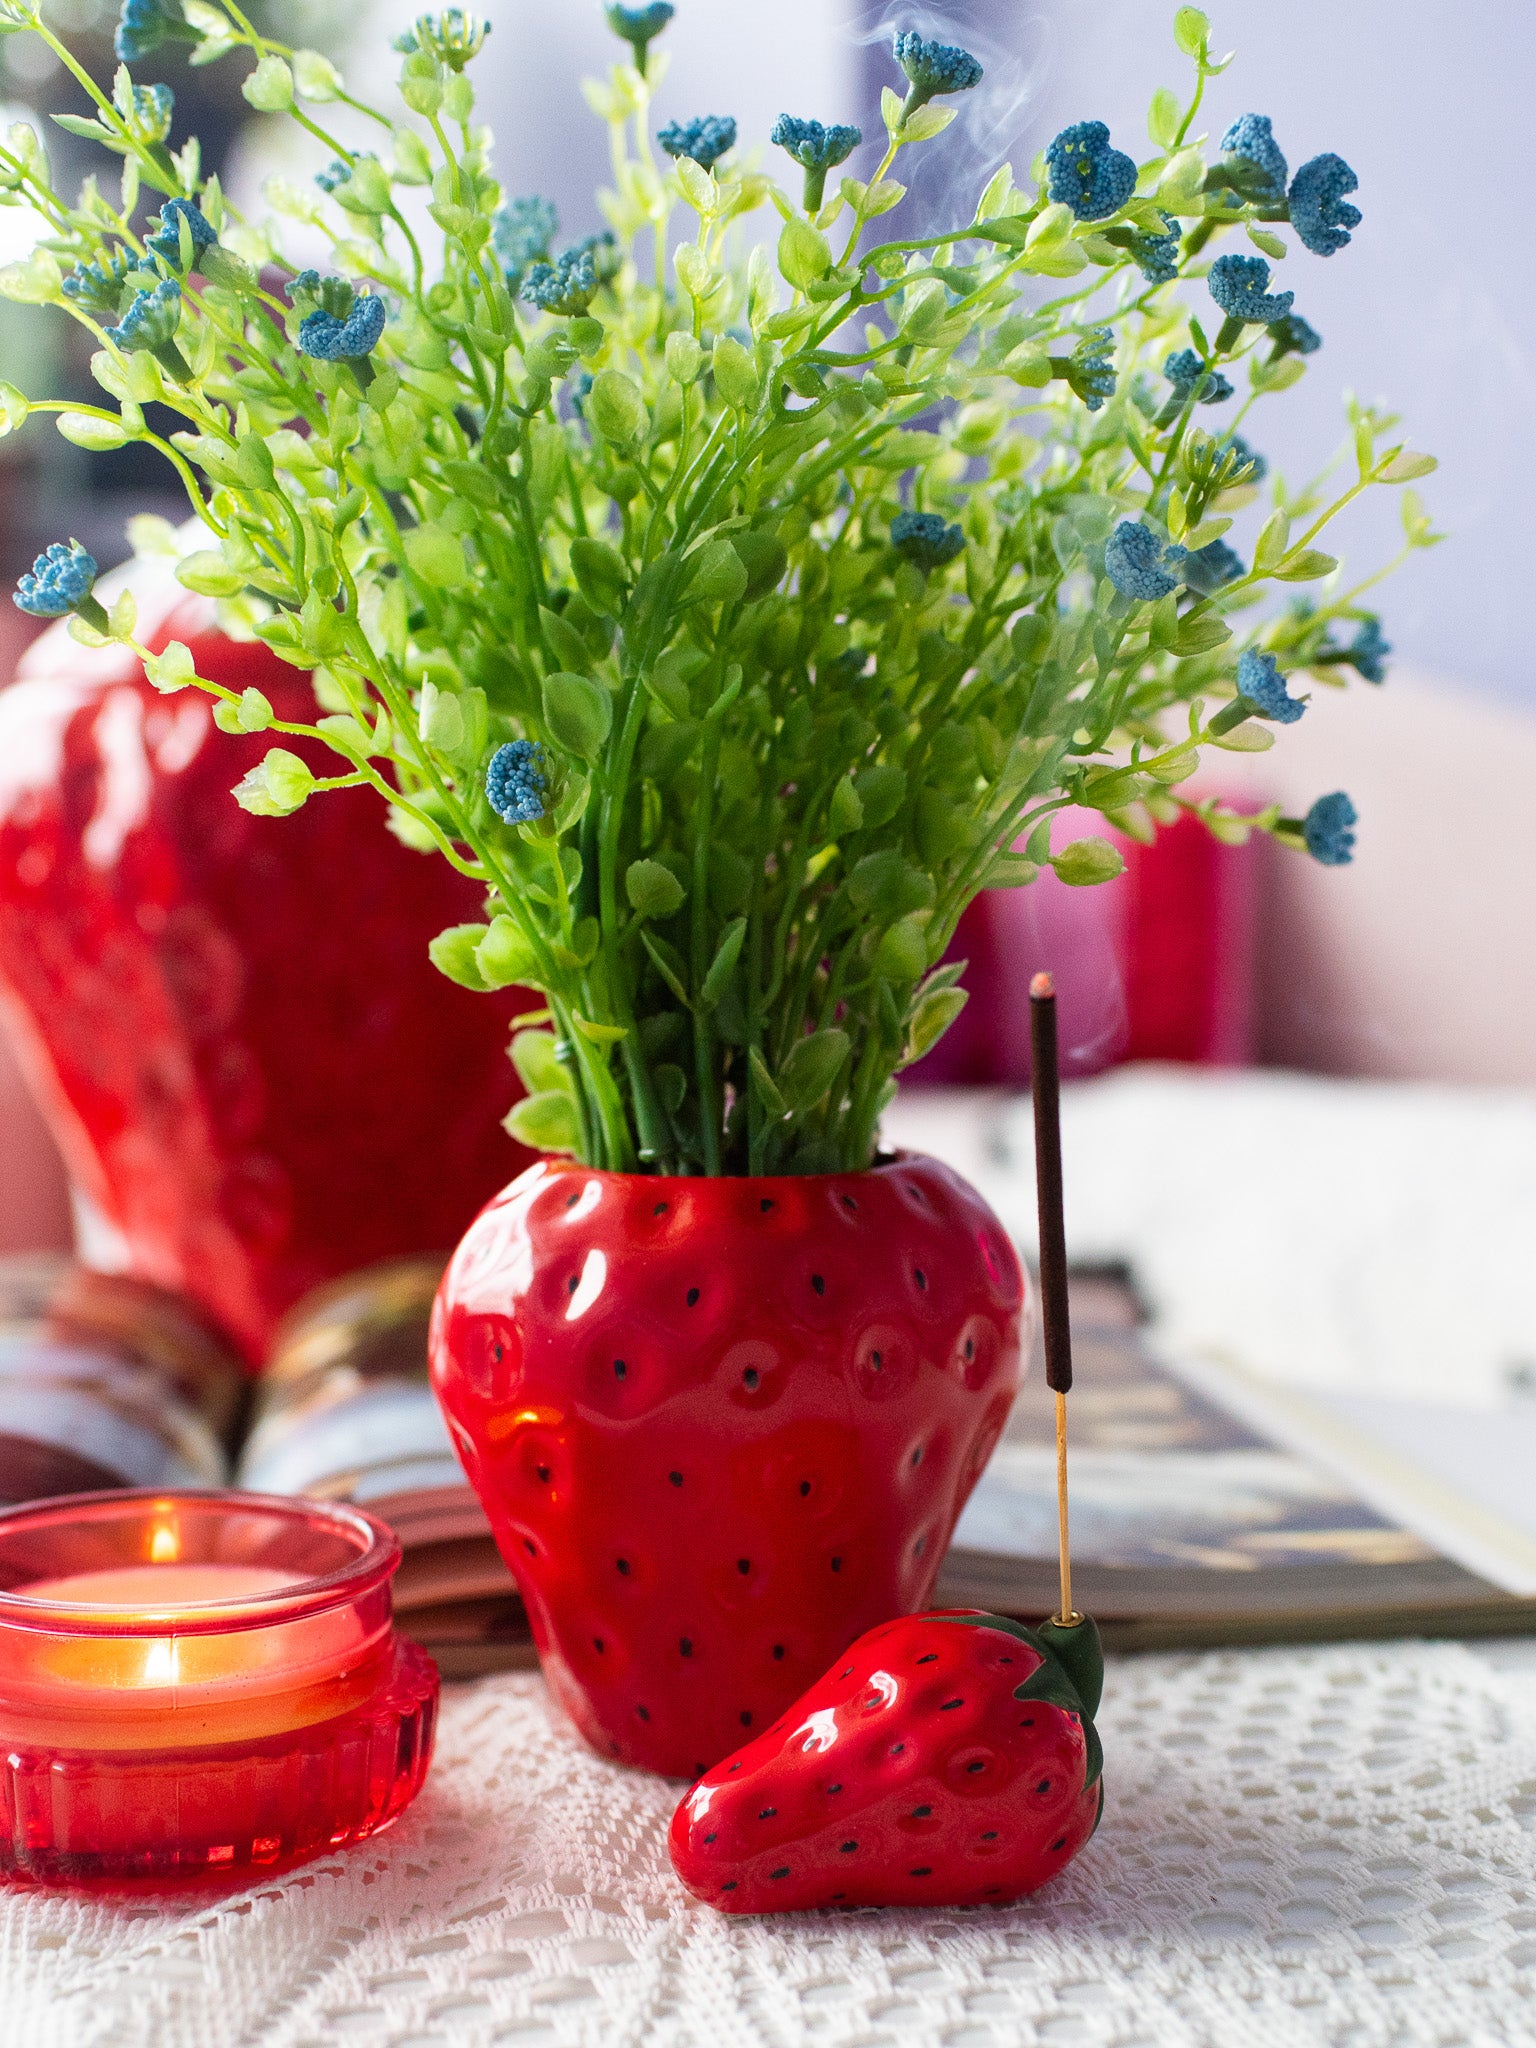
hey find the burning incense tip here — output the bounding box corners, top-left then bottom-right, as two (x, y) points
(1030, 971), (1054, 1000)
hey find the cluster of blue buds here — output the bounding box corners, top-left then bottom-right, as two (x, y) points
(1165, 349), (1233, 406)
(493, 196), (558, 286)
(62, 247), (137, 321)
(107, 278), (188, 378)
(486, 740), (548, 825)
(1104, 522), (1186, 602)
(771, 114), (862, 208)
(145, 198), (215, 273)
(1269, 312), (1322, 358)
(1045, 121), (1136, 223)
(605, 2), (674, 75)
(120, 81), (175, 147)
(315, 160), (351, 194)
(393, 10), (492, 69)
(1302, 791), (1357, 865)
(1129, 212), (1182, 287)
(12, 540), (102, 624)
(1347, 616), (1390, 683)
(114, 0), (193, 64)
(567, 230), (620, 286)
(890, 510), (965, 572)
(1067, 327), (1116, 413)
(658, 115), (736, 170)
(297, 293), (388, 363)
(1236, 647), (1306, 724)
(1220, 112), (1362, 258)
(892, 30), (983, 110)
(1208, 253), (1294, 328)
(1180, 538), (1245, 595)
(522, 248), (599, 318)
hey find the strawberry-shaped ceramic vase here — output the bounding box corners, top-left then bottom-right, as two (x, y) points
(668, 1606), (1104, 1910)
(430, 1155), (1027, 1777)
(0, 557), (530, 1360)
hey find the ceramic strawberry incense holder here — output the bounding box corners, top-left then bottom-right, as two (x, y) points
(668, 970), (1103, 1911)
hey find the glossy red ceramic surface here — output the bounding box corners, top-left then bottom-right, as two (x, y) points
(430, 1155), (1027, 1778)
(668, 1607), (1102, 1911)
(0, 568), (530, 1359)
(0, 1488), (437, 1883)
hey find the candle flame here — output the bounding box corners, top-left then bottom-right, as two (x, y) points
(149, 1521), (179, 1564)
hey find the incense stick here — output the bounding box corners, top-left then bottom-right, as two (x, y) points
(1029, 971), (1080, 1627)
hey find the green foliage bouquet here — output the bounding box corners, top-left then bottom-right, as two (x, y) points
(0, 0), (1438, 1176)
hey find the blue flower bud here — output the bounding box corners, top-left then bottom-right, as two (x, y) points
(393, 10), (491, 68)
(486, 739), (548, 824)
(892, 30), (983, 106)
(1129, 212), (1181, 286)
(1289, 153), (1361, 258)
(1067, 327), (1116, 412)
(1220, 433), (1268, 485)
(1208, 253), (1294, 325)
(1105, 521), (1185, 602)
(493, 195), (559, 286)
(114, 0), (190, 63)
(1237, 647), (1305, 723)
(565, 230), (620, 286)
(297, 293), (387, 361)
(62, 248), (137, 320)
(13, 540), (99, 620)
(1219, 113), (1288, 204)
(122, 82), (175, 146)
(1347, 615), (1390, 683)
(605, 2), (674, 73)
(1268, 312), (1322, 357)
(1045, 121), (1137, 222)
(771, 114), (862, 174)
(1181, 539), (1245, 594)
(145, 198), (216, 273)
(521, 248), (599, 318)
(1164, 349), (1233, 405)
(1303, 790), (1357, 865)
(658, 116), (737, 171)
(890, 510), (964, 571)
(315, 160), (351, 194)
(108, 277), (183, 353)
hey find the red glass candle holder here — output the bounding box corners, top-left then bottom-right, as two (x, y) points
(0, 1490), (438, 1884)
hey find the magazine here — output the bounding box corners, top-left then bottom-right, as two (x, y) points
(3, 1255), (1532, 1675)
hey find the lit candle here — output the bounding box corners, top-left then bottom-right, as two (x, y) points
(0, 1489), (439, 1883)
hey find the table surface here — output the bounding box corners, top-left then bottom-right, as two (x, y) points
(7, 1640), (1536, 2048)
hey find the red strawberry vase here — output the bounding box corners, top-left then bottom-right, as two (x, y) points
(430, 1154), (1027, 1778)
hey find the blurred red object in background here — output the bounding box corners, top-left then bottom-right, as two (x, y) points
(0, 562), (531, 1362)
(909, 808), (1257, 1085)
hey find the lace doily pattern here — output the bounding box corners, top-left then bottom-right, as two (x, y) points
(8, 1644), (1536, 2047)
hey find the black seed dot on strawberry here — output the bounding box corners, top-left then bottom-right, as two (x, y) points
(536, 1465), (551, 1483)
(679, 1637), (692, 1657)
(890, 1743), (905, 1755)
(637, 1706), (650, 1722)
(567, 1275), (579, 1294)
(1051, 1837), (1067, 1852)
(981, 1831), (999, 1841)
(966, 1760), (986, 1774)
(1020, 1716), (1035, 1727)
(811, 1273), (825, 1296)
(669, 1470), (683, 1487)
(523, 1538), (536, 1556)
(910, 1446), (923, 1466)
(616, 1558), (630, 1575)
(914, 1536), (926, 1557)
(740, 1711), (752, 1727)
(728, 1761), (742, 1772)
(758, 1807), (776, 1819)
(759, 1198), (774, 1213)
(737, 1557), (750, 1575)
(827, 1783), (843, 1794)
(743, 1368), (759, 1390)
(916, 1653), (937, 1664)
(941, 1698), (964, 1711)
(770, 1867), (790, 1880)
(613, 1359), (627, 1379)
(565, 1192), (580, 1209)
(492, 1341), (504, 1364)
(653, 1201), (668, 1216)
(1037, 1779), (1051, 1795)
(703, 1832), (716, 1844)
(964, 1337), (975, 1359)
(910, 1867), (932, 1877)
(840, 1841), (857, 1853)
(686, 1286), (700, 1306)
(721, 1881), (737, 1891)
(593, 1636), (604, 1652)
(800, 1481), (812, 1498)
(831, 1893), (846, 1902)
(914, 1269), (928, 1291)
(772, 1645), (784, 1661)
(839, 1668), (852, 1678)
(912, 1805), (932, 1818)
(870, 1351), (883, 1370)
(695, 1765), (706, 1778)
(831, 1557), (842, 1572)
(863, 1692), (882, 1709)
(842, 1193), (858, 1211)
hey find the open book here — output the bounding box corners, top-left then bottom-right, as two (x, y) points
(4, 1254), (1533, 1676)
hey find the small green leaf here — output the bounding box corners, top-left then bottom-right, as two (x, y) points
(748, 1046), (787, 1117)
(573, 1013), (627, 1044)
(143, 640), (197, 693)
(777, 216), (831, 291)
(403, 522), (469, 590)
(1172, 616), (1232, 656)
(504, 1089), (579, 1153)
(687, 536), (748, 605)
(906, 985), (968, 1062)
(242, 54), (294, 112)
(428, 922), (492, 990)
(873, 915), (930, 983)
(701, 917), (746, 1006)
(1147, 86), (1181, 150)
(1173, 5), (1210, 58)
(1375, 450), (1437, 483)
(828, 775), (863, 835)
(231, 747), (314, 818)
(510, 1028), (567, 1096)
(777, 1028), (850, 1111)
(475, 916), (542, 990)
(1051, 837), (1125, 887)
(1274, 549), (1338, 582)
(569, 536), (629, 614)
(986, 851), (1039, 888)
(57, 410), (128, 451)
(542, 670), (612, 760)
(1247, 226), (1287, 260)
(587, 368), (647, 446)
(0, 382), (28, 436)
(626, 858), (685, 918)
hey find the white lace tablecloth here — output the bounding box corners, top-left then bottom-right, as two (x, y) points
(9, 1643), (1536, 2048)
